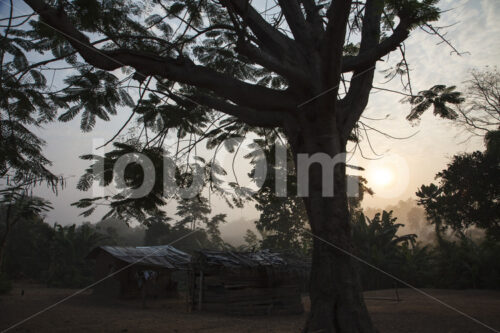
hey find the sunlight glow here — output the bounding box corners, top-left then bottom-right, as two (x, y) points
(371, 167), (394, 188)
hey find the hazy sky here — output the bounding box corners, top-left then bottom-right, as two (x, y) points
(2, 0), (499, 232)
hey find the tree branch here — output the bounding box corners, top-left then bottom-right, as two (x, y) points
(322, 0), (353, 88)
(340, 0), (383, 140)
(25, 0), (296, 113)
(175, 93), (284, 128)
(235, 40), (308, 86)
(300, 0), (325, 38)
(276, 0), (310, 48)
(223, 0), (299, 61)
(341, 18), (411, 73)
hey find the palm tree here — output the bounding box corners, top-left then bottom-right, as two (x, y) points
(351, 211), (416, 290)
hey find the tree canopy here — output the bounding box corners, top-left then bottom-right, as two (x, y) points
(0, 1), (463, 221)
(416, 135), (500, 241)
(1, 1), (460, 194)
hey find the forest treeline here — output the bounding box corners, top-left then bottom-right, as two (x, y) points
(0, 214), (224, 292)
(1, 203), (498, 293)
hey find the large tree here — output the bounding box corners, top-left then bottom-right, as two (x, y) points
(416, 135), (500, 241)
(417, 68), (500, 242)
(2, 0), (464, 331)
(0, 192), (52, 271)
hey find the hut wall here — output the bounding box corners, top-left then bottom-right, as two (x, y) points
(92, 251), (178, 299)
(117, 266), (178, 299)
(92, 251), (121, 297)
(191, 267), (303, 315)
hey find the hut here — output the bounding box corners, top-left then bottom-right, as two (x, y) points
(87, 245), (191, 299)
(188, 250), (307, 315)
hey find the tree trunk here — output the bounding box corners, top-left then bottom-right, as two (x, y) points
(302, 196), (375, 333)
(285, 112), (375, 333)
(0, 239), (7, 272)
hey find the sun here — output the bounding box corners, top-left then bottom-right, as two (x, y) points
(371, 167), (394, 188)
(364, 154), (410, 198)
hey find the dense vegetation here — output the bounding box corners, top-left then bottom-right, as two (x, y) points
(1, 217), (103, 289)
(417, 133), (499, 241)
(351, 211), (500, 291)
(1, 196), (499, 293)
(0, 212), (227, 291)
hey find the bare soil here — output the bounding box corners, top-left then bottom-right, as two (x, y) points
(0, 282), (499, 332)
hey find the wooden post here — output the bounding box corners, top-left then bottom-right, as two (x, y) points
(186, 270), (191, 312)
(198, 270), (203, 311)
(395, 283), (401, 302)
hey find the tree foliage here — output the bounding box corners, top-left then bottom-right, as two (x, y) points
(350, 209), (500, 290)
(416, 138), (500, 241)
(249, 139), (311, 252)
(351, 210), (417, 290)
(406, 84), (463, 122)
(175, 195), (228, 248)
(454, 67), (500, 139)
(1, 195), (108, 288)
(0, 0), (462, 223)
(46, 223), (107, 287)
(416, 67), (500, 241)
(0, 190), (52, 272)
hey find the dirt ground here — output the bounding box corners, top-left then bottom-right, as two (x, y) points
(1, 282), (499, 332)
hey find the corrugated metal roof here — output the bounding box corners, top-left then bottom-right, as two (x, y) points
(88, 245), (191, 269)
(195, 249), (289, 268)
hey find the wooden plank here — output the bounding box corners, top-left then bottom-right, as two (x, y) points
(198, 270), (203, 311)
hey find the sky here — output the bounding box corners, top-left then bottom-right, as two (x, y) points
(2, 0), (500, 238)
(356, 0), (500, 208)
